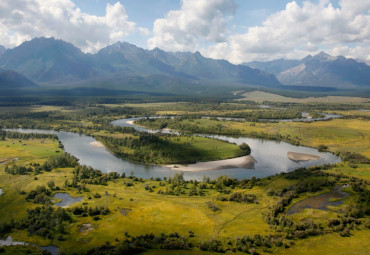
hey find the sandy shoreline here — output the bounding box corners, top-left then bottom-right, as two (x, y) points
(165, 155), (257, 172)
(89, 141), (105, 148)
(287, 152), (320, 162)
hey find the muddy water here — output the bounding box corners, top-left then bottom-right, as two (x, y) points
(286, 186), (348, 215)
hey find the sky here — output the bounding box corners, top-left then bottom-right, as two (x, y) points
(0, 0), (369, 64)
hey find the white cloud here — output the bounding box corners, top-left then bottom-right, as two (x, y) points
(0, 0), (142, 53)
(203, 0), (370, 64)
(148, 0), (236, 52)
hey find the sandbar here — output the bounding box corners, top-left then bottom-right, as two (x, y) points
(165, 155), (257, 172)
(287, 152), (320, 162)
(89, 141), (105, 148)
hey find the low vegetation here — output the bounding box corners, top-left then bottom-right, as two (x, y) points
(0, 96), (369, 254)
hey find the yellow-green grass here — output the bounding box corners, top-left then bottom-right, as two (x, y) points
(165, 136), (245, 162)
(0, 137), (274, 253)
(238, 90), (370, 104)
(0, 105), (66, 114)
(98, 134), (248, 164)
(326, 163), (370, 180)
(2, 176), (274, 254)
(272, 229), (370, 255)
(0, 135), (366, 254)
(0, 138), (61, 221)
(328, 110), (370, 117)
(158, 118), (370, 158)
(0, 138), (60, 164)
(155, 109), (255, 116)
(0, 245), (43, 255)
(103, 102), (184, 108)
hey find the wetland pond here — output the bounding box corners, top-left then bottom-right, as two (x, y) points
(287, 186), (348, 215)
(0, 236), (59, 255)
(5, 116), (340, 180)
(53, 193), (82, 207)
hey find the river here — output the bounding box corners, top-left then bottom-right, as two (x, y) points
(5, 115), (340, 180)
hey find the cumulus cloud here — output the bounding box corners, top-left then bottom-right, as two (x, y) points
(0, 0), (141, 52)
(203, 0), (370, 64)
(148, 0), (236, 52)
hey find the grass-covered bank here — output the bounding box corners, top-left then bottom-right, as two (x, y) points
(0, 132), (369, 255)
(0, 97), (369, 254)
(136, 117), (370, 158)
(97, 133), (250, 165)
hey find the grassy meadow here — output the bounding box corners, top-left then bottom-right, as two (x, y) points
(237, 90), (370, 104)
(0, 96), (369, 254)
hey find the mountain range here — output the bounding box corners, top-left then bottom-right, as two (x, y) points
(0, 37), (369, 92)
(0, 69), (37, 89)
(0, 37), (279, 89)
(0, 46), (5, 56)
(244, 52), (370, 88)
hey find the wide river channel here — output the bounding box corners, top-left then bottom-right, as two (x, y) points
(6, 117), (341, 180)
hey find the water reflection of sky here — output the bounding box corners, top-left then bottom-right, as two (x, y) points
(6, 123), (341, 181)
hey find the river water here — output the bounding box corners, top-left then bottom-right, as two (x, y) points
(5, 117), (341, 180)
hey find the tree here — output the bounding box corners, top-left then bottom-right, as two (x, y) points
(47, 180), (55, 190)
(239, 143), (251, 155)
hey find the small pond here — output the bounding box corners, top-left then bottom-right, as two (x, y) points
(0, 188), (3, 196)
(286, 186), (348, 215)
(54, 193), (82, 207)
(0, 236), (59, 255)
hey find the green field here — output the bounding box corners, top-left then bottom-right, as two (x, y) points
(238, 90), (370, 104)
(137, 117), (370, 158)
(0, 100), (369, 255)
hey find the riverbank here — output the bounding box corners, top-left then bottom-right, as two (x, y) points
(165, 155), (257, 172)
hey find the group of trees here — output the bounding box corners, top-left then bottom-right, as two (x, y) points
(87, 232), (191, 255)
(26, 185), (52, 204)
(136, 117), (301, 146)
(71, 205), (110, 218)
(69, 165), (123, 188)
(0, 130), (57, 141)
(21, 205), (71, 239)
(217, 192), (258, 204)
(5, 153), (78, 175)
(0, 205), (72, 239)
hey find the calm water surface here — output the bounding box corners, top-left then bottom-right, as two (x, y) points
(6, 119), (341, 180)
(0, 236), (59, 255)
(54, 193), (82, 207)
(287, 186), (348, 214)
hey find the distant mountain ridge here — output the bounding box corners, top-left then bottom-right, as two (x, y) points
(0, 69), (38, 89)
(243, 59), (300, 75)
(0, 46), (5, 56)
(244, 52), (370, 88)
(0, 37), (280, 87)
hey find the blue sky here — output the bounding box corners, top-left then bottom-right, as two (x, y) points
(0, 0), (368, 63)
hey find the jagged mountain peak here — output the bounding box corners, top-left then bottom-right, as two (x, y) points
(0, 37), (281, 87)
(312, 51), (337, 61)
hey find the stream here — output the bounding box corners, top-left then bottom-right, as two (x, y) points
(5, 116), (340, 180)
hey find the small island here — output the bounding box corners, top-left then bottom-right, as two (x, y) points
(97, 133), (251, 165)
